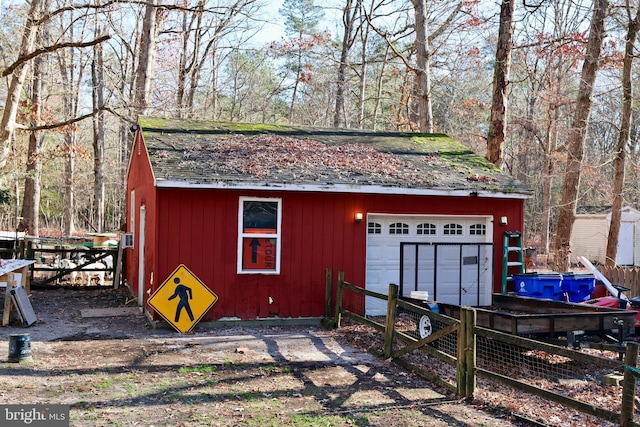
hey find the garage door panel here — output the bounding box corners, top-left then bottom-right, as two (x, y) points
(366, 215), (492, 316)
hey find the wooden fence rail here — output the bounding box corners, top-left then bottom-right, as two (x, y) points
(326, 268), (640, 426)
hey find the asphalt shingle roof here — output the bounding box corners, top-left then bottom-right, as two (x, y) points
(139, 117), (532, 196)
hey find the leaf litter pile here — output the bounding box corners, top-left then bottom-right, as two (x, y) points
(182, 134), (438, 185)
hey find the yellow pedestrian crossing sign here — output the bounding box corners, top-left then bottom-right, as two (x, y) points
(148, 264), (218, 333)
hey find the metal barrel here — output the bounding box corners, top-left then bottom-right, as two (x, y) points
(8, 333), (31, 362)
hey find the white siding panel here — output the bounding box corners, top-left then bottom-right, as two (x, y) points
(570, 216), (608, 264)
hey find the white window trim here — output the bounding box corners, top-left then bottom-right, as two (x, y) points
(237, 196), (282, 274)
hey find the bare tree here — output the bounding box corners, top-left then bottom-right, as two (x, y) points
(134, 0), (159, 118)
(410, 0), (433, 133)
(334, 0), (357, 128)
(20, 0), (54, 237)
(0, 0), (43, 169)
(605, 0), (640, 266)
(554, 0), (609, 271)
(366, 1), (465, 132)
(56, 8), (92, 236)
(92, 5), (106, 232)
(172, 0), (260, 119)
(487, 0), (516, 167)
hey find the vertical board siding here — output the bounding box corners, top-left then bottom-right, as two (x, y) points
(125, 132), (157, 304)
(150, 188), (524, 321)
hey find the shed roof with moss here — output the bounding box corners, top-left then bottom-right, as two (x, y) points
(137, 117), (531, 198)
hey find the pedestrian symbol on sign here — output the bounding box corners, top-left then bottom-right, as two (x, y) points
(168, 277), (194, 322)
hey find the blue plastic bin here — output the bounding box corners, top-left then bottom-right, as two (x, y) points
(513, 273), (563, 300)
(560, 272), (595, 302)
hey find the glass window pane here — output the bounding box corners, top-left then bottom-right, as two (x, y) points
(368, 222), (382, 234)
(243, 201), (278, 233)
(390, 223), (409, 234)
(470, 224), (486, 235)
(417, 223), (436, 235)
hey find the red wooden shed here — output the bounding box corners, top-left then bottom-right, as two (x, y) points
(125, 117), (531, 326)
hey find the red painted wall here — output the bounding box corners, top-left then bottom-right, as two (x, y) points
(125, 131), (158, 302)
(146, 188), (524, 321)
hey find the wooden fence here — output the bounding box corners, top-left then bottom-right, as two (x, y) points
(601, 265), (640, 297)
(327, 268), (640, 426)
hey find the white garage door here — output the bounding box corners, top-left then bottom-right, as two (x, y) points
(365, 214), (493, 316)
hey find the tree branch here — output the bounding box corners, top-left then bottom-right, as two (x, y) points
(363, 11), (416, 73)
(19, 106), (133, 132)
(3, 35), (111, 77)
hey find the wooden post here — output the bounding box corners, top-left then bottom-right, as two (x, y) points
(383, 283), (398, 359)
(20, 265), (30, 294)
(26, 240), (34, 281)
(113, 236), (126, 289)
(325, 268), (332, 319)
(334, 270), (345, 328)
(2, 273), (15, 326)
(321, 268), (333, 328)
(621, 342), (639, 426)
(465, 308), (477, 398)
(457, 308), (468, 397)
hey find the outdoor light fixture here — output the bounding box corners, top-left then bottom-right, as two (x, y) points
(500, 216), (508, 225)
(355, 212), (363, 223)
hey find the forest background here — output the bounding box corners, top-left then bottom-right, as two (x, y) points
(0, 0), (635, 270)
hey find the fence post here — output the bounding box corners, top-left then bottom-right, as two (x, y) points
(325, 268), (332, 317)
(321, 268), (333, 328)
(26, 240), (34, 280)
(457, 308), (468, 397)
(465, 308), (477, 398)
(621, 342), (639, 427)
(384, 283), (399, 359)
(457, 308), (477, 398)
(333, 270), (345, 328)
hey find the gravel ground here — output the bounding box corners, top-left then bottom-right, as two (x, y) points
(0, 287), (529, 426)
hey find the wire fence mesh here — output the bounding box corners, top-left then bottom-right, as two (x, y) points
(336, 281), (640, 426)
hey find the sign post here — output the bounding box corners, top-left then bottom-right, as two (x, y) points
(148, 264), (218, 333)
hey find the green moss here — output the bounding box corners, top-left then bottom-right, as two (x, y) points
(411, 134), (468, 152)
(139, 116), (291, 133)
(440, 152), (501, 172)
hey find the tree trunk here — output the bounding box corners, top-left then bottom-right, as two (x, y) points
(357, 0), (373, 129)
(0, 0), (42, 168)
(92, 14), (106, 233)
(210, 49), (219, 119)
(177, 9), (189, 119)
(411, 0), (433, 133)
(553, 0), (609, 271)
(372, 43), (391, 131)
(334, 0), (355, 128)
(63, 132), (76, 236)
(606, 2), (639, 267)
(487, 0), (516, 167)
(134, 0), (158, 118)
(289, 32), (304, 122)
(19, 0), (52, 236)
(21, 77), (45, 236)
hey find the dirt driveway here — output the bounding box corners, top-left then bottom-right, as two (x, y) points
(0, 287), (527, 426)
